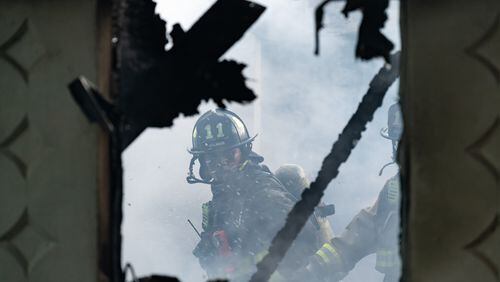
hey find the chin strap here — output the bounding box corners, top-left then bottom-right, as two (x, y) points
(378, 160), (396, 176)
(379, 140), (398, 176)
(186, 155), (214, 184)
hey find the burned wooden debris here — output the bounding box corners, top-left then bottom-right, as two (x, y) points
(315, 0), (394, 61)
(117, 0), (265, 147)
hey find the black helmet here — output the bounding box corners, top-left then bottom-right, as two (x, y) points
(380, 103), (403, 141)
(187, 108), (256, 184)
(188, 108), (256, 155)
(275, 164), (310, 199)
(379, 103), (403, 175)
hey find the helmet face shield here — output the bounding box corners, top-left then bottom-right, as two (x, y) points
(186, 148), (242, 185)
(199, 148), (241, 180)
(204, 149), (236, 164)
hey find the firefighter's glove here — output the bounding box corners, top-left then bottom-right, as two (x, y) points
(305, 243), (347, 282)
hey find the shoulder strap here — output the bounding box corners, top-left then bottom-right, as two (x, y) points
(201, 201), (212, 231)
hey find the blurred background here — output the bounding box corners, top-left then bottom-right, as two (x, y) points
(122, 0), (400, 281)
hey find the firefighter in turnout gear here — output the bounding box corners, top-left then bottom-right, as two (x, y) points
(275, 164), (336, 244)
(187, 108), (322, 281)
(304, 103), (403, 282)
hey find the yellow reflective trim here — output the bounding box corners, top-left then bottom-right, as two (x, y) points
(316, 250), (331, 263)
(387, 179), (400, 203)
(322, 243), (337, 256)
(253, 250), (269, 263)
(202, 203), (210, 229)
(376, 249), (399, 268)
(254, 250), (269, 264)
(376, 261), (395, 268)
(377, 249), (394, 257)
(239, 160), (250, 171)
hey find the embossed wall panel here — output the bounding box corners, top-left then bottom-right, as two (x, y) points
(0, 1), (100, 281)
(401, 1), (500, 281)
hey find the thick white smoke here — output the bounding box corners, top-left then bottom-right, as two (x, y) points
(122, 1), (400, 281)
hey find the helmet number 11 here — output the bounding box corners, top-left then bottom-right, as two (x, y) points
(205, 123), (225, 139)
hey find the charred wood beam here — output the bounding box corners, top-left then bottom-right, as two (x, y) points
(69, 77), (116, 133)
(169, 0), (265, 64)
(249, 51), (400, 282)
(118, 0), (265, 149)
(68, 76), (125, 282)
(315, 0), (394, 61)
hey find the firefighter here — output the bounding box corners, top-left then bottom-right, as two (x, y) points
(275, 164), (336, 244)
(305, 103), (403, 282)
(186, 108), (320, 281)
